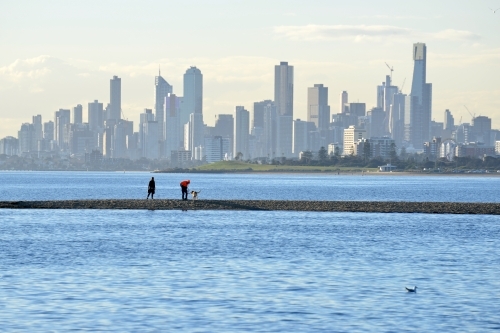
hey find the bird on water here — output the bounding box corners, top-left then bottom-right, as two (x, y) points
(405, 286), (418, 292)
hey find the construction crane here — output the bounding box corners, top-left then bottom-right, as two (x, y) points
(385, 62), (394, 81)
(399, 77), (406, 93)
(463, 105), (475, 121)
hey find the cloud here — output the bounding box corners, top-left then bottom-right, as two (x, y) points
(430, 48), (500, 66)
(274, 24), (412, 41)
(0, 55), (57, 81)
(274, 25), (481, 43)
(431, 29), (481, 41)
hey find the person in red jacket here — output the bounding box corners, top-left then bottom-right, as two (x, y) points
(180, 180), (190, 200)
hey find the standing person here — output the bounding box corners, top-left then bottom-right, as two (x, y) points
(147, 177), (156, 199)
(180, 179), (190, 200)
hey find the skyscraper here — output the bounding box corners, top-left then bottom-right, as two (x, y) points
(293, 119), (308, 155)
(54, 109), (70, 150)
(72, 104), (83, 125)
(181, 66), (203, 126)
(307, 84), (330, 132)
(18, 123), (36, 154)
(253, 100), (272, 129)
(188, 113), (204, 158)
(109, 76), (121, 120)
(340, 91), (348, 113)
(405, 43), (432, 148)
(444, 109), (454, 131)
(214, 114), (234, 154)
(32, 115), (43, 140)
(155, 72), (173, 141)
(88, 100), (104, 133)
(234, 106), (250, 159)
(43, 121), (54, 142)
(263, 102), (277, 159)
(165, 94), (182, 159)
(389, 92), (406, 145)
(274, 61), (293, 157)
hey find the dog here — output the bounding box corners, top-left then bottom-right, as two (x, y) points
(190, 190), (201, 200)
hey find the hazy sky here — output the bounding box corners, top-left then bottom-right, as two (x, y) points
(1, 0), (499, 138)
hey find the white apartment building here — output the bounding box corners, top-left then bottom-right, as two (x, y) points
(343, 126), (366, 155)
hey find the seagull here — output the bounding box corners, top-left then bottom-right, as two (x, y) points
(406, 286), (418, 292)
(490, 7), (500, 13)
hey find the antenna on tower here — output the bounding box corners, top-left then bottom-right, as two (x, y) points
(159, 64), (161, 76)
(385, 62), (394, 81)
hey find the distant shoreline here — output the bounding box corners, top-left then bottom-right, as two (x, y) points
(155, 169), (500, 176)
(1, 199), (499, 215)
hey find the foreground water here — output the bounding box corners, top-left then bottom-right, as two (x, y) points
(1, 172), (500, 331)
(1, 209), (499, 332)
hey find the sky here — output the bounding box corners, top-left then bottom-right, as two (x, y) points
(1, 0), (499, 138)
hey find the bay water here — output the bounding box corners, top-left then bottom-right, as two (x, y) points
(0, 172), (499, 332)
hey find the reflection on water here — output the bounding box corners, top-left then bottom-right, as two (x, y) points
(1, 209), (499, 331)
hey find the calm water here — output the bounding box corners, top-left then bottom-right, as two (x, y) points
(1, 172), (500, 331)
(1, 171), (500, 202)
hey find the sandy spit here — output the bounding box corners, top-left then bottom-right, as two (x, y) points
(1, 200), (499, 215)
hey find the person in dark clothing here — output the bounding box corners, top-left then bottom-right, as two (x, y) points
(147, 177), (155, 199)
(180, 179), (190, 200)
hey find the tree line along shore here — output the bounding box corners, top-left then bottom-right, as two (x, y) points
(1, 200), (499, 215)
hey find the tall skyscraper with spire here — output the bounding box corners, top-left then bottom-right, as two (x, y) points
(155, 67), (173, 142)
(274, 61), (293, 157)
(405, 43), (432, 148)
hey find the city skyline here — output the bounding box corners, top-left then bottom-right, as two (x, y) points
(1, 0), (499, 139)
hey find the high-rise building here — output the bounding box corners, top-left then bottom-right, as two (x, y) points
(389, 92), (406, 145)
(139, 109), (154, 155)
(253, 100), (272, 129)
(214, 114), (234, 140)
(234, 106), (250, 159)
(109, 76), (121, 120)
(343, 126), (366, 155)
(72, 104), (83, 125)
(181, 67), (203, 126)
(263, 102), (277, 159)
(69, 124), (93, 156)
(142, 121), (159, 160)
(188, 113), (204, 158)
(307, 84), (330, 132)
(0, 136), (18, 156)
(274, 61), (294, 157)
(155, 72), (173, 141)
(204, 136), (231, 163)
(88, 100), (104, 133)
(340, 91), (348, 113)
(32, 115), (43, 140)
(349, 103), (366, 117)
(472, 116), (492, 144)
(42, 120), (55, 152)
(444, 109), (454, 131)
(405, 43), (432, 148)
(18, 123), (37, 154)
(165, 94), (182, 159)
(112, 120), (133, 158)
(293, 119), (308, 155)
(368, 107), (385, 138)
(54, 109), (70, 150)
